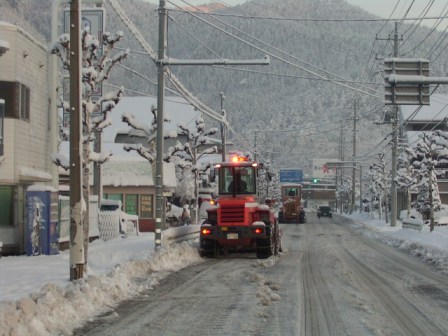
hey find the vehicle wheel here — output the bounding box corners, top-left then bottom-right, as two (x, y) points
(256, 237), (272, 259)
(278, 211), (284, 223)
(199, 239), (217, 258)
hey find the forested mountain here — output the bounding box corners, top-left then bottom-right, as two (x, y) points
(2, 0), (448, 172)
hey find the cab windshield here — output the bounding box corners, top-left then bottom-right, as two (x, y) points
(220, 166), (256, 195)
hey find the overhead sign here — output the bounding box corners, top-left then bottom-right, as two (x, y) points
(326, 161), (360, 170)
(384, 58), (430, 105)
(63, 8), (105, 57)
(279, 169), (303, 183)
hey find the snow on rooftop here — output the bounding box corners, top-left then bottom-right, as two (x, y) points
(101, 160), (177, 188)
(101, 96), (201, 143)
(102, 160), (153, 187)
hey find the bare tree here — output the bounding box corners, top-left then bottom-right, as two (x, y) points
(164, 114), (218, 224)
(368, 153), (391, 222)
(51, 27), (128, 273)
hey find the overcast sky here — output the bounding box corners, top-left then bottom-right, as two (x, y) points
(145, 0), (448, 29)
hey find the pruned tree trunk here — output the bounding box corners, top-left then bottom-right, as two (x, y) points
(429, 168), (434, 232)
(70, 199), (85, 281)
(407, 188), (411, 219)
(82, 142), (90, 267)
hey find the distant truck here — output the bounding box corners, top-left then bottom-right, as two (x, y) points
(278, 184), (305, 223)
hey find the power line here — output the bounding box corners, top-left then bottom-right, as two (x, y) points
(400, 0), (436, 50)
(167, 14), (223, 59)
(168, 8), (448, 23)
(168, 0), (383, 99)
(210, 65), (382, 86)
(402, 2), (448, 55)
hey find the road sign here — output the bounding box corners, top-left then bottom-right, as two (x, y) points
(326, 161), (360, 169)
(384, 58), (430, 105)
(279, 169), (303, 183)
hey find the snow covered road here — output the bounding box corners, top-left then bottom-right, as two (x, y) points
(74, 215), (448, 336)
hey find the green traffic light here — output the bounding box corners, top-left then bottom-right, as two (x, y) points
(313, 179), (318, 183)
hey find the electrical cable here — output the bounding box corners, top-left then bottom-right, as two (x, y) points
(168, 9), (448, 23)
(167, 14), (223, 59)
(167, 0), (383, 99)
(400, 0), (436, 50)
(209, 65), (382, 86)
(402, 2), (448, 55)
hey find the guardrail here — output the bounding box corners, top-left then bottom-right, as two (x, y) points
(401, 218), (429, 231)
(162, 225), (200, 245)
(434, 216), (448, 226)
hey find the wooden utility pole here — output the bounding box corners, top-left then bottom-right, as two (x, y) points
(351, 100), (357, 213)
(220, 92), (226, 162)
(378, 22), (402, 226)
(390, 22), (400, 227)
(155, 0), (269, 249)
(154, 0), (167, 250)
(69, 0), (85, 280)
(339, 117), (344, 213)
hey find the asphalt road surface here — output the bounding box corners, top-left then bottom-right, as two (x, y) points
(75, 214), (448, 336)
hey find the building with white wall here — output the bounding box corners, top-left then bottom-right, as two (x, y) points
(0, 22), (58, 254)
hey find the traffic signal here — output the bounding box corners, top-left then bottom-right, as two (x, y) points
(312, 178), (319, 183)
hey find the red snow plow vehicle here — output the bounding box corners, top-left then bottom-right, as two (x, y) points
(199, 154), (282, 259)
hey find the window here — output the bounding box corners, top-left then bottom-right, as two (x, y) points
(0, 186), (13, 226)
(104, 194), (122, 202)
(20, 85), (30, 120)
(125, 194), (138, 215)
(139, 194), (153, 218)
(220, 166), (256, 195)
(0, 100), (4, 156)
(0, 81), (30, 120)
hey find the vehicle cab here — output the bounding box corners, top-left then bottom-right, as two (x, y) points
(217, 154), (257, 197)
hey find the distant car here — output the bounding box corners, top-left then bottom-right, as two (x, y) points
(317, 206), (332, 218)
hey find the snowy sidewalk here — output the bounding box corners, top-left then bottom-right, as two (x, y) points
(0, 233), (203, 336)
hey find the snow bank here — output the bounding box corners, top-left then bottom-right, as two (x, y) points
(0, 242), (203, 336)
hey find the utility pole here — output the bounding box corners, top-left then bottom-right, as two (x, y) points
(220, 92), (226, 162)
(390, 22), (400, 227)
(339, 115), (344, 213)
(155, 0), (269, 249)
(254, 132), (258, 162)
(69, 0), (85, 280)
(351, 100), (357, 214)
(378, 22), (402, 226)
(155, 0), (167, 250)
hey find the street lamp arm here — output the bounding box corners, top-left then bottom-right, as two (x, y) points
(158, 55), (270, 66)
